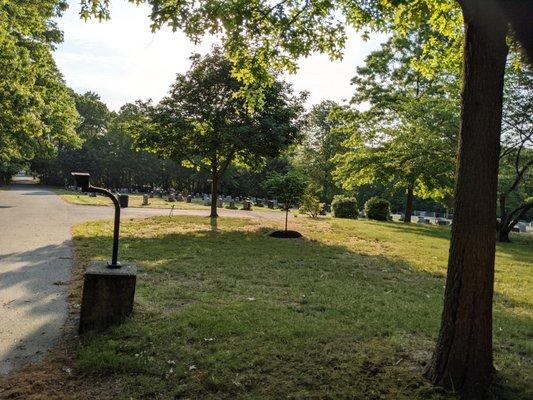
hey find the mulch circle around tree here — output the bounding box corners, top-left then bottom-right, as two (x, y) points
(269, 230), (303, 239)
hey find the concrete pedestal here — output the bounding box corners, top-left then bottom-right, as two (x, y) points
(79, 262), (137, 333)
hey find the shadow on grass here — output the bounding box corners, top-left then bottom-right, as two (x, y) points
(67, 217), (532, 400)
(372, 219), (533, 262)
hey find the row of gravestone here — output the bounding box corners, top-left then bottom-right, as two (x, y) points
(66, 185), (333, 215)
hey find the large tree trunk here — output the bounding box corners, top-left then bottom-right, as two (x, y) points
(404, 185), (414, 223)
(426, 1), (508, 398)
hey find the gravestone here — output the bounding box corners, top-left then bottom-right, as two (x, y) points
(229, 200), (236, 208)
(217, 198), (224, 208)
(186, 195), (192, 203)
(142, 194), (149, 206)
(243, 200), (252, 211)
(267, 200), (274, 209)
(167, 194), (175, 202)
(516, 222), (527, 232)
(176, 193), (184, 202)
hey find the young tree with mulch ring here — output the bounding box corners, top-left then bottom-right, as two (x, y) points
(264, 171), (307, 237)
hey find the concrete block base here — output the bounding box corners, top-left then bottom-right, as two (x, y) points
(79, 262), (137, 333)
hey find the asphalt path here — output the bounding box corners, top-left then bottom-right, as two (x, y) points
(0, 177), (285, 375)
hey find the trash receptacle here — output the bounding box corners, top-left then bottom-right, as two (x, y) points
(118, 194), (129, 208)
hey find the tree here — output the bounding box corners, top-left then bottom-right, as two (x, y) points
(75, 91), (110, 139)
(80, 0), (533, 396)
(497, 63), (533, 242)
(32, 95), (186, 190)
(263, 171), (307, 231)
(424, 3), (509, 396)
(333, 32), (459, 223)
(134, 48), (304, 217)
(1, 0), (79, 183)
(293, 101), (346, 203)
(32, 91), (111, 185)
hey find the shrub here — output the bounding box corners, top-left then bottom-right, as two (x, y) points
(364, 197), (391, 221)
(299, 194), (322, 218)
(332, 195), (358, 219)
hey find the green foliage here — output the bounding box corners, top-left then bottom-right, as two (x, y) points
(31, 93), (185, 189)
(332, 195), (358, 219)
(333, 31), (459, 209)
(75, 91), (110, 138)
(263, 171), (307, 212)
(293, 101), (347, 203)
(0, 0), (79, 181)
(133, 48), (304, 207)
(79, 0), (464, 108)
(497, 61), (533, 231)
(299, 193), (322, 219)
(365, 197), (391, 221)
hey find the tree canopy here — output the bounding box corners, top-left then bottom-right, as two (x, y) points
(263, 170), (307, 230)
(333, 31), (460, 221)
(293, 101), (346, 204)
(0, 0), (79, 183)
(133, 48), (304, 217)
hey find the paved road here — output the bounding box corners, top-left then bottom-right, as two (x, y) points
(0, 178), (285, 375)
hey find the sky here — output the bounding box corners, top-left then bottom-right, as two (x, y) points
(53, 1), (388, 111)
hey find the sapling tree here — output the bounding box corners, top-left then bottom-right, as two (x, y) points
(263, 171), (307, 232)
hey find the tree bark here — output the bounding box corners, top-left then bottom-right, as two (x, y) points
(404, 185), (414, 223)
(425, 1), (508, 398)
(498, 227), (510, 243)
(210, 164), (219, 218)
(497, 201), (533, 242)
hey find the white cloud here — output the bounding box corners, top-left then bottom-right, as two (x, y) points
(54, 1), (387, 110)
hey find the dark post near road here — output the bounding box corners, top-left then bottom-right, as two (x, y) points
(72, 172), (121, 267)
(72, 172), (137, 333)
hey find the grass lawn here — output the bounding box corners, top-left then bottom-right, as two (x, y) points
(53, 188), (285, 214)
(61, 216), (533, 399)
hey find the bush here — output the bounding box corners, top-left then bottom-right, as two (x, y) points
(364, 197), (391, 221)
(299, 194), (322, 218)
(332, 195), (358, 219)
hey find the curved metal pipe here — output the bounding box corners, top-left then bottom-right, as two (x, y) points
(89, 186), (121, 268)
